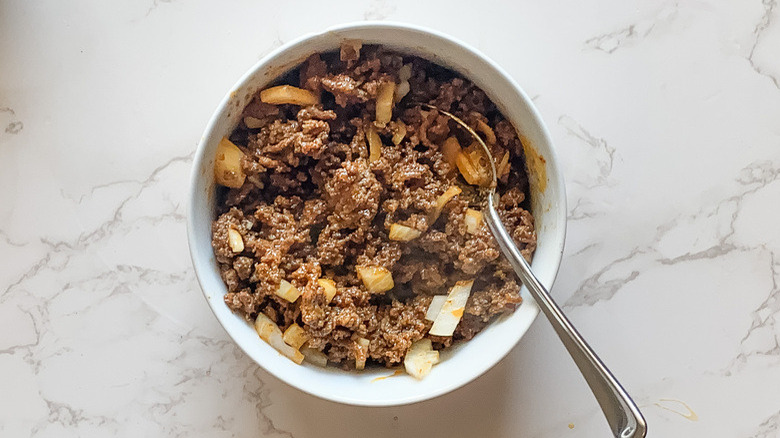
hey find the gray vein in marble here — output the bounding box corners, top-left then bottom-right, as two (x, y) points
(567, 198), (604, 221)
(145, 0), (173, 17)
(725, 247), (780, 375)
(364, 0), (396, 21)
(61, 152), (194, 204)
(559, 115), (616, 189)
(6, 261), (235, 436)
(0, 306), (40, 355)
(0, 230), (26, 247)
(1, 106), (23, 135)
(746, 0), (779, 90)
(0, 140), (294, 436)
(43, 399), (116, 430)
(1, 252), (57, 300)
(249, 368), (296, 438)
(661, 161), (780, 268)
(563, 248), (646, 309)
(571, 243), (599, 257)
(585, 24), (642, 54)
(750, 408), (780, 438)
(5, 121), (23, 134)
(1, 151), (194, 368)
(583, 2), (678, 54)
(659, 243), (738, 265)
(565, 160), (780, 315)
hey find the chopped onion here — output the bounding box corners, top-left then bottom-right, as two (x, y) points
(214, 137), (246, 188)
(456, 146), (491, 186)
(301, 346), (328, 367)
(464, 209), (483, 234)
(404, 339), (440, 379)
(357, 266), (394, 293)
(317, 278), (338, 303)
(394, 80), (410, 103)
(227, 227), (244, 253)
(497, 150), (510, 178)
(355, 337), (370, 370)
(282, 323), (309, 350)
(275, 279), (302, 303)
(260, 85), (318, 106)
(394, 64), (411, 103)
(429, 280), (474, 337)
(367, 125), (382, 163)
(388, 223), (422, 241)
(435, 186), (462, 210)
(254, 313), (304, 364)
(375, 81), (395, 127)
(474, 117), (497, 144)
(441, 136), (461, 168)
(391, 121), (407, 145)
(429, 185), (463, 223)
(425, 295), (447, 321)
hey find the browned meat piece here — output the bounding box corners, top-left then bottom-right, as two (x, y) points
(297, 105), (337, 121)
(233, 256), (254, 280)
(466, 279), (523, 322)
(322, 158), (381, 229)
(299, 54), (328, 91)
(321, 74), (370, 106)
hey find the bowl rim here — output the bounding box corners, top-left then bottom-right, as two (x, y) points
(187, 20), (567, 406)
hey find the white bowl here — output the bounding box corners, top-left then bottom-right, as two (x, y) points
(187, 22), (566, 407)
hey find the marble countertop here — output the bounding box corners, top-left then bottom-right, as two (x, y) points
(2, 1), (779, 436)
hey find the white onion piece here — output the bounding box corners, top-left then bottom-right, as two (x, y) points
(474, 117), (497, 144)
(391, 121), (407, 145)
(367, 125), (382, 163)
(425, 296), (447, 321)
(429, 280), (474, 337)
(317, 278), (338, 303)
(375, 81), (395, 127)
(430, 185), (462, 222)
(214, 137), (246, 188)
(464, 209), (483, 234)
(301, 347), (328, 367)
(441, 136), (461, 168)
(388, 223), (422, 241)
(355, 337), (370, 370)
(227, 228), (244, 253)
(260, 85), (318, 106)
(394, 80), (410, 103)
(254, 313), (304, 364)
(404, 339), (440, 379)
(282, 323), (309, 350)
(435, 186), (462, 210)
(275, 279), (301, 303)
(357, 266), (394, 293)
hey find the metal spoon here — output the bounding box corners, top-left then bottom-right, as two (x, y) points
(420, 104), (647, 438)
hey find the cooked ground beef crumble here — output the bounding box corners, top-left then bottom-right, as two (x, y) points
(212, 44), (536, 369)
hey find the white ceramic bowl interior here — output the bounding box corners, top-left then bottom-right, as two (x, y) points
(187, 22), (566, 406)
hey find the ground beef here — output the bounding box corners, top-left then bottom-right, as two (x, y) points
(212, 45), (537, 368)
(323, 158), (382, 229)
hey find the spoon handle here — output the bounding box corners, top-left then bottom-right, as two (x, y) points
(485, 199), (647, 438)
